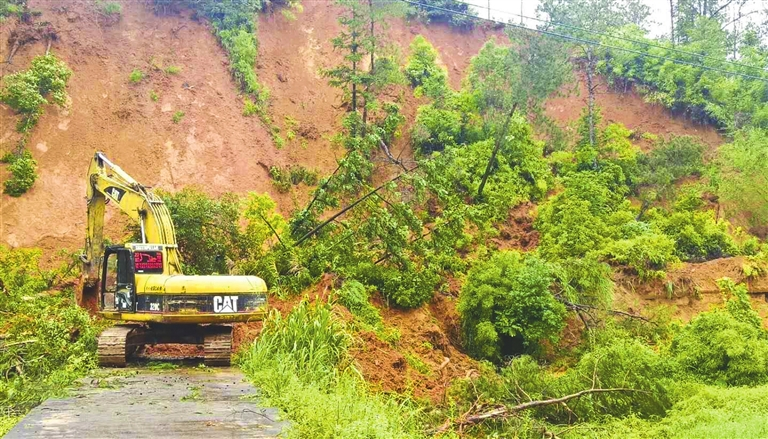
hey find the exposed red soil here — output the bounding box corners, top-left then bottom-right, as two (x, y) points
(353, 293), (477, 403)
(491, 202), (539, 252)
(546, 72), (724, 150)
(616, 257), (768, 324)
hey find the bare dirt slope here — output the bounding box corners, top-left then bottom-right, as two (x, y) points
(5, 367), (285, 439)
(0, 0), (722, 251)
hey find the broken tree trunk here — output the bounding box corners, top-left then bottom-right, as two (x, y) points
(477, 103), (517, 199)
(434, 387), (646, 434)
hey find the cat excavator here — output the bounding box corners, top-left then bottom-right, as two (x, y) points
(79, 152), (267, 367)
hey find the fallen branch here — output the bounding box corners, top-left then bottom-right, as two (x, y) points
(378, 138), (407, 172)
(433, 387), (646, 434)
(477, 103), (517, 199)
(296, 167), (416, 245)
(558, 297), (655, 325)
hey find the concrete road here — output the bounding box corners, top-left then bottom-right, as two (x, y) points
(5, 367), (285, 438)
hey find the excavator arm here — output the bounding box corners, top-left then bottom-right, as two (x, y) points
(81, 152), (182, 291)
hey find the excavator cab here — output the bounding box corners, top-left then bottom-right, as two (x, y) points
(102, 246), (135, 312)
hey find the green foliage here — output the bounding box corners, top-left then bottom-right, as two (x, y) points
(2, 149), (37, 197)
(671, 279), (768, 386)
(269, 165), (319, 193)
(336, 280), (382, 328)
(171, 110), (185, 123)
(190, 0), (269, 110)
(149, 90), (159, 101)
(0, 0), (26, 21)
(0, 247), (100, 428)
(95, 0), (121, 16)
(717, 128), (768, 227)
(406, 0), (476, 29)
(242, 97), (258, 116)
(159, 188), (242, 275)
(650, 209), (738, 262)
(601, 232), (678, 280)
(164, 65), (181, 74)
(404, 35), (448, 100)
(597, 20), (768, 131)
(129, 69), (144, 83)
(458, 251), (566, 361)
(239, 301), (425, 438)
(0, 54), (72, 132)
(636, 136), (705, 198)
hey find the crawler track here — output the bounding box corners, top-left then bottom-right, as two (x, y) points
(97, 324), (142, 367)
(203, 326), (233, 367)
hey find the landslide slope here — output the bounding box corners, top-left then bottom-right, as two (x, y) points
(0, 0), (721, 252)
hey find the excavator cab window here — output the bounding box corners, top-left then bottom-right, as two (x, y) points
(102, 247), (135, 312)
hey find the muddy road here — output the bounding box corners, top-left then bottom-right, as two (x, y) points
(5, 367), (284, 438)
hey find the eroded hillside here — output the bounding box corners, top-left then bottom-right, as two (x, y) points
(1, 0), (722, 251)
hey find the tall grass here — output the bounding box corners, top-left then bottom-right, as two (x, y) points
(239, 301), (426, 439)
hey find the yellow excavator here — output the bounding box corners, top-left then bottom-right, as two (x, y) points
(79, 152), (267, 367)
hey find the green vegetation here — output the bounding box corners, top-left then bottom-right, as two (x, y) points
(239, 301), (425, 438)
(0, 0), (25, 21)
(0, 54), (72, 133)
(149, 90), (159, 101)
(1, 149), (38, 197)
(95, 0), (121, 17)
(129, 69), (144, 83)
(268, 165), (318, 193)
(188, 0), (269, 113)
(0, 247), (102, 435)
(459, 251), (566, 360)
(171, 110), (185, 123)
(242, 97), (258, 116)
(717, 128), (768, 227)
(164, 65), (181, 74)
(406, 0), (476, 29)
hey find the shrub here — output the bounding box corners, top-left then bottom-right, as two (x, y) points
(269, 165), (318, 193)
(335, 280), (382, 329)
(149, 90), (159, 101)
(458, 251), (566, 361)
(407, 0), (476, 29)
(652, 210), (738, 262)
(670, 280), (768, 386)
(0, 246), (101, 431)
(129, 69), (144, 83)
(164, 65), (181, 74)
(171, 110), (185, 123)
(404, 35), (449, 100)
(159, 188), (242, 275)
(0, 54), (72, 132)
(96, 0), (121, 16)
(411, 104), (462, 152)
(354, 262), (439, 309)
(601, 232), (678, 280)
(637, 136), (705, 197)
(242, 97), (258, 116)
(2, 149), (37, 197)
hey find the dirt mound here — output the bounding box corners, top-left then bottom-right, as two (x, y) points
(491, 202), (538, 251)
(352, 293), (476, 403)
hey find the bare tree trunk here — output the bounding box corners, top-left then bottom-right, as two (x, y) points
(585, 47), (596, 150)
(433, 388), (648, 434)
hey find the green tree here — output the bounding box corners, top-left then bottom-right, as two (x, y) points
(538, 0), (650, 146)
(458, 251), (566, 361)
(717, 128), (768, 227)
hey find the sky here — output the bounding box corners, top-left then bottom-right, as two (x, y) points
(460, 0), (767, 39)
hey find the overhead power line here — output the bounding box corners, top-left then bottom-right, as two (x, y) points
(456, 0), (768, 74)
(400, 0), (768, 83)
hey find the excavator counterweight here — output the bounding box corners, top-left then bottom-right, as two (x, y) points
(80, 152), (267, 366)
